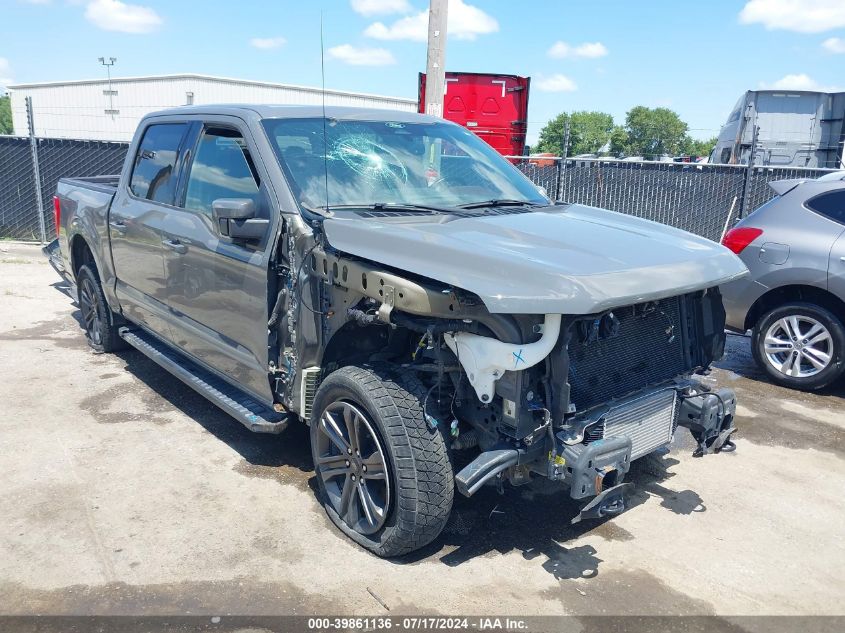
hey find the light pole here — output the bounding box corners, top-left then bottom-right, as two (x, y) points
(98, 56), (117, 115)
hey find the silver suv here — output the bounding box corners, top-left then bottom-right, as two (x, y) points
(721, 171), (845, 390)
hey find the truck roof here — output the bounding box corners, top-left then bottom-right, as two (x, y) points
(145, 104), (445, 124)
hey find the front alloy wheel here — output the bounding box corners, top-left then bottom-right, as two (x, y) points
(310, 365), (454, 557)
(314, 401), (390, 535)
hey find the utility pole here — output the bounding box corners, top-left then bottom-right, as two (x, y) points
(98, 56), (118, 116)
(424, 0), (448, 118)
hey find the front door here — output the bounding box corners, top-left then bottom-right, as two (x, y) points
(110, 122), (190, 339)
(160, 121), (274, 402)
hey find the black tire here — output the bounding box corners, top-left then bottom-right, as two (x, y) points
(751, 302), (845, 391)
(310, 364), (454, 557)
(76, 264), (125, 353)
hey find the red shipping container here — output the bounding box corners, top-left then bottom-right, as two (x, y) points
(418, 72), (531, 157)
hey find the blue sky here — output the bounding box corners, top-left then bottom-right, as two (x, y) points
(3, 0), (845, 143)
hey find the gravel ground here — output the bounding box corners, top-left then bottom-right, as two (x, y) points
(0, 242), (843, 620)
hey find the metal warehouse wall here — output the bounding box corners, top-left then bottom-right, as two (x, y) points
(9, 75), (417, 142)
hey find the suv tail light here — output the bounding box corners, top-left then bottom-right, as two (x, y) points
(53, 196), (61, 237)
(721, 227), (763, 255)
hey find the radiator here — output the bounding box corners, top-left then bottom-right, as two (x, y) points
(567, 296), (689, 411)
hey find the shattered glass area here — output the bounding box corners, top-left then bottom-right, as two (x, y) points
(329, 135), (409, 186)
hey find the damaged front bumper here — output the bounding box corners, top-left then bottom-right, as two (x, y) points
(455, 382), (738, 524)
(677, 387), (738, 457)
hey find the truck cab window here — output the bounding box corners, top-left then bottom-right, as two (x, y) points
(130, 123), (188, 204)
(184, 127), (260, 216)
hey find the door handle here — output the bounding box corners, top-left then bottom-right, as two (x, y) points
(841, 256), (845, 263)
(109, 220), (127, 235)
(162, 238), (187, 255)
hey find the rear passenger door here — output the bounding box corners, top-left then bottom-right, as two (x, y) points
(159, 119), (274, 402)
(110, 122), (189, 339)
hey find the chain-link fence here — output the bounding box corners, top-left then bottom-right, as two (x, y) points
(36, 138), (129, 237)
(560, 160), (748, 242)
(0, 137), (40, 240)
(515, 160), (560, 200)
(743, 164), (838, 213)
(0, 136), (129, 240)
(515, 157), (840, 243)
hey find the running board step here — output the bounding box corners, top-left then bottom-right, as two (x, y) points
(119, 328), (289, 434)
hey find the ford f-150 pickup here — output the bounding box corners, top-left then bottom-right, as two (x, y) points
(45, 105), (747, 557)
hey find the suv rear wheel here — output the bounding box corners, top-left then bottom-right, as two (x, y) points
(752, 302), (845, 390)
(310, 365), (454, 557)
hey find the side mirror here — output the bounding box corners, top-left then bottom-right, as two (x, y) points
(212, 198), (268, 241)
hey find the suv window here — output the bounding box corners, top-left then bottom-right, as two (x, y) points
(806, 190), (845, 224)
(130, 123), (188, 204)
(184, 127), (260, 216)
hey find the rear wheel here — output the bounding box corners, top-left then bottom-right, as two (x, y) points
(310, 365), (453, 557)
(76, 265), (125, 353)
(752, 302), (845, 391)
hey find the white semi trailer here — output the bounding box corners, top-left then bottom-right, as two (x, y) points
(711, 90), (845, 168)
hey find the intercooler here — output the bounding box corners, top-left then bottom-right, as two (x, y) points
(591, 389), (678, 459)
(567, 295), (691, 411)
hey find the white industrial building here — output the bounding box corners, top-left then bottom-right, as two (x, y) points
(8, 73), (417, 141)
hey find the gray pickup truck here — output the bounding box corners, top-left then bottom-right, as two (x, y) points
(45, 105), (746, 557)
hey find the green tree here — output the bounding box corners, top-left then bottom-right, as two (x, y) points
(0, 94), (12, 135)
(608, 125), (628, 156)
(623, 106), (688, 157)
(535, 111), (615, 156)
(680, 135), (718, 158)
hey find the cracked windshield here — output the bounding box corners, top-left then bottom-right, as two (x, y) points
(262, 118), (548, 210)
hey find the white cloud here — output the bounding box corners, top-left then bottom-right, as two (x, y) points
(365, 0), (498, 42)
(250, 36), (286, 50)
(739, 0), (845, 33)
(85, 0), (162, 34)
(761, 73), (840, 91)
(364, 13), (426, 41)
(822, 36), (845, 53)
(326, 44), (396, 66)
(536, 74), (578, 92)
(350, 0), (411, 16)
(0, 57), (13, 90)
(547, 41), (608, 59)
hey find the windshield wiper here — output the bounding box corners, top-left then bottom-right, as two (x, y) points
(317, 202), (458, 214)
(457, 198), (544, 210)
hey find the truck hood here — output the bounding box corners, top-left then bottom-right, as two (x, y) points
(322, 203), (749, 314)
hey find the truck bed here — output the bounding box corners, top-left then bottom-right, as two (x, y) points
(60, 175), (121, 195)
(52, 175), (122, 285)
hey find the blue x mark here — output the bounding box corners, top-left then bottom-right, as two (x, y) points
(513, 349), (525, 367)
